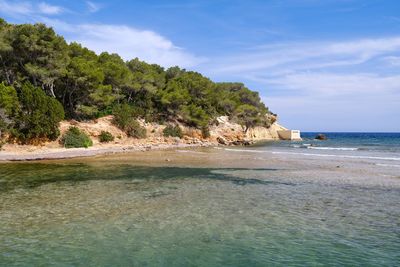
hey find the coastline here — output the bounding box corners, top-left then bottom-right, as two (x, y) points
(0, 115), (289, 162)
(0, 142), (215, 162)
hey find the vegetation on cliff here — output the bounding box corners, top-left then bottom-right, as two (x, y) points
(0, 18), (273, 144)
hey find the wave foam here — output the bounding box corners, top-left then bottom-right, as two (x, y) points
(217, 147), (400, 161)
(376, 163), (400, 168)
(307, 146), (358, 151)
(272, 151), (400, 161)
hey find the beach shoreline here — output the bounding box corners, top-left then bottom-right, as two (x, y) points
(0, 115), (290, 162)
(0, 142), (216, 162)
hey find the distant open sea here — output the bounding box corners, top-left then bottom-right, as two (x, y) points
(250, 132), (400, 164)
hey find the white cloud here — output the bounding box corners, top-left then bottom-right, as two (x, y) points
(86, 1), (101, 13)
(44, 21), (205, 68)
(263, 73), (400, 97)
(382, 56), (400, 66)
(207, 37), (400, 74)
(0, 0), (32, 15)
(0, 3), (204, 69)
(37, 2), (63, 15)
(199, 37), (400, 131)
(0, 0), (63, 16)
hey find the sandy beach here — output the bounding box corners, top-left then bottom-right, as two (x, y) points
(0, 142), (215, 161)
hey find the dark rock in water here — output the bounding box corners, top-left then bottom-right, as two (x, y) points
(231, 140), (242, 146)
(217, 136), (228, 145)
(230, 140), (254, 146)
(243, 140), (252, 146)
(315, 133), (327, 140)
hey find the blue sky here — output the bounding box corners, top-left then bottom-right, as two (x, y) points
(1, 0), (399, 132)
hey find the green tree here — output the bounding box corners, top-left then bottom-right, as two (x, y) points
(11, 23), (69, 97)
(13, 82), (64, 143)
(0, 83), (19, 137)
(234, 104), (261, 133)
(0, 18), (276, 144)
(0, 20), (14, 85)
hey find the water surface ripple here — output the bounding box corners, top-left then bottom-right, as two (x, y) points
(0, 152), (399, 266)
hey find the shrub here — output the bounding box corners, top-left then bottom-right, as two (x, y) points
(61, 127), (93, 148)
(112, 103), (138, 130)
(126, 120), (147, 139)
(112, 104), (146, 139)
(163, 125), (183, 138)
(99, 131), (114, 143)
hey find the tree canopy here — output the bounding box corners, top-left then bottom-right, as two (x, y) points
(0, 18), (274, 143)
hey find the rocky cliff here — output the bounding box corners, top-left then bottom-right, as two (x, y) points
(58, 115), (287, 146)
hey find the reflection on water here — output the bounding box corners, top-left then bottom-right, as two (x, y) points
(0, 157), (399, 266)
(0, 163), (284, 192)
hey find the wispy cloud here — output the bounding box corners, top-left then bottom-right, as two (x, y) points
(382, 56), (400, 66)
(86, 1), (101, 13)
(0, 0), (203, 68)
(71, 24), (205, 68)
(0, 0), (32, 15)
(37, 2), (63, 15)
(0, 0), (64, 16)
(207, 37), (400, 74)
(199, 37), (400, 131)
(39, 18), (205, 68)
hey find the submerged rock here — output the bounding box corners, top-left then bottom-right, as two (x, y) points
(217, 136), (228, 145)
(230, 140), (253, 146)
(315, 133), (327, 140)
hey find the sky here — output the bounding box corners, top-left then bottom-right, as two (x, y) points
(0, 0), (399, 132)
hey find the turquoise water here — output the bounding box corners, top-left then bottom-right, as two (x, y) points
(1, 153), (400, 266)
(250, 132), (400, 165)
(256, 132), (400, 152)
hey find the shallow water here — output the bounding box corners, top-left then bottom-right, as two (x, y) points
(1, 150), (399, 266)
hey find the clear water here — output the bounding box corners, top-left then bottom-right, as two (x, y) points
(1, 152), (400, 267)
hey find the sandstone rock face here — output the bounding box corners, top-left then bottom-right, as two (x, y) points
(246, 123), (287, 141)
(209, 116), (286, 143)
(59, 116), (126, 141)
(59, 115), (287, 146)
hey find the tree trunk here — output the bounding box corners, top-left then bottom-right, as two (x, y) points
(0, 54), (11, 85)
(49, 83), (56, 98)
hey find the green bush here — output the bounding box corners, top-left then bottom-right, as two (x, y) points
(99, 131), (114, 143)
(112, 104), (146, 139)
(113, 104), (138, 129)
(61, 127), (93, 148)
(126, 120), (147, 138)
(163, 125), (183, 138)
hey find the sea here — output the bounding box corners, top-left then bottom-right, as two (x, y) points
(0, 132), (399, 266)
(252, 132), (400, 163)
